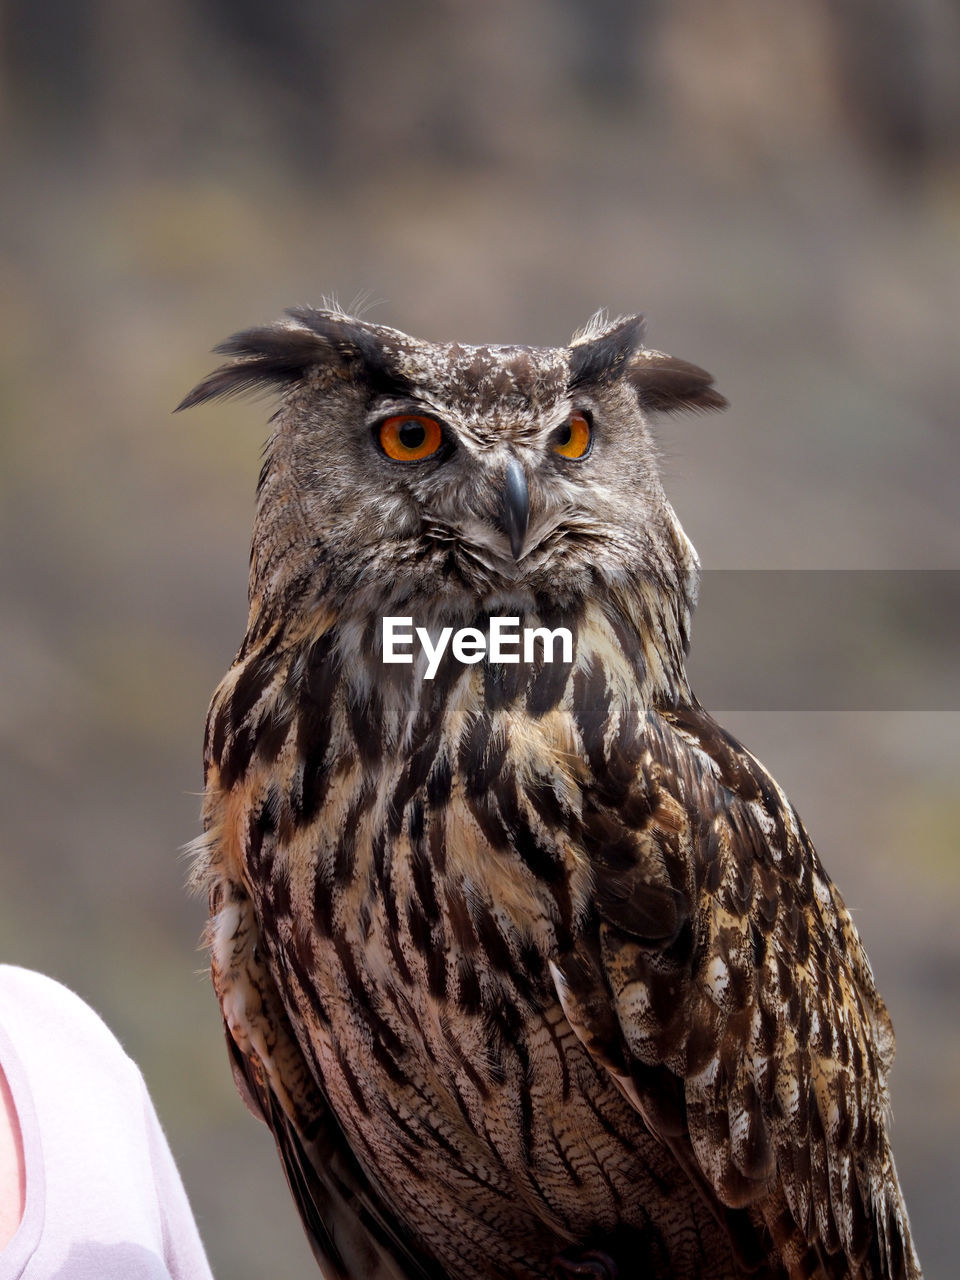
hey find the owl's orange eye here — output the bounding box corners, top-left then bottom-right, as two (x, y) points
(551, 412), (592, 460)
(378, 414), (444, 462)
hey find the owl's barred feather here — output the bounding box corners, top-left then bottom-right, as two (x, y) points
(184, 309), (921, 1280)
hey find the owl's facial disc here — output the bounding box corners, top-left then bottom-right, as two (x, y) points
(178, 305), (728, 617)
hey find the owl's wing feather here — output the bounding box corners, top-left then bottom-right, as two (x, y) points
(209, 880), (442, 1280)
(551, 701), (919, 1280)
(223, 1022), (353, 1276)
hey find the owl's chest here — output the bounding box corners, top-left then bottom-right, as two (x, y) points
(227, 646), (730, 1273)
(256, 772), (717, 1279)
(268, 703), (587, 1024)
(260, 785), (666, 1276)
(251, 674), (595, 1099)
(261, 661), (588, 964)
(237, 629), (641, 1104)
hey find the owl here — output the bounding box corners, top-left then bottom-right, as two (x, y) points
(180, 307), (922, 1280)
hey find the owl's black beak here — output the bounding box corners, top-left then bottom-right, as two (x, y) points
(499, 457), (530, 560)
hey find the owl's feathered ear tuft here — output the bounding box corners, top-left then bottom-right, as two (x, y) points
(567, 314), (647, 390)
(174, 323), (332, 411)
(567, 314), (727, 414)
(628, 350), (729, 415)
(174, 309), (411, 412)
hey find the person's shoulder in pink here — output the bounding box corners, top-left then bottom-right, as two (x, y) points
(0, 964), (214, 1279)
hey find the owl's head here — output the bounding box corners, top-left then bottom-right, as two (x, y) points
(179, 307), (726, 635)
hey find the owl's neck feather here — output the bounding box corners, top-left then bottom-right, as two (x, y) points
(242, 576), (693, 747)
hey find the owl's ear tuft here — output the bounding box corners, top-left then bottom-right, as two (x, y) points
(567, 314), (647, 390)
(174, 323), (334, 411)
(175, 310), (411, 412)
(628, 351), (728, 416)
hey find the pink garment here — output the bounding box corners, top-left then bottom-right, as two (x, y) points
(0, 965), (214, 1279)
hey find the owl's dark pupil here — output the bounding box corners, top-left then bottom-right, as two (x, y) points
(556, 422), (572, 445)
(398, 420), (426, 449)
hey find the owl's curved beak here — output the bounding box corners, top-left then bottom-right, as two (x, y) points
(499, 456), (530, 561)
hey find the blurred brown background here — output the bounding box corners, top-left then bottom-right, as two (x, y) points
(0, 2), (957, 1276)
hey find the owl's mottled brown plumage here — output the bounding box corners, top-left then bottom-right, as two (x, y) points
(181, 307), (921, 1280)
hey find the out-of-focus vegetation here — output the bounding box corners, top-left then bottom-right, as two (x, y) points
(0, 3), (958, 1276)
